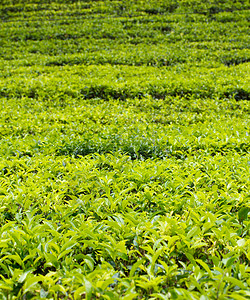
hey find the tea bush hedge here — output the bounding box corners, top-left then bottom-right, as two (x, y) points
(0, 0), (249, 299)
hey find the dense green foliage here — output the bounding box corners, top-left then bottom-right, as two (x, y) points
(0, 0), (249, 299)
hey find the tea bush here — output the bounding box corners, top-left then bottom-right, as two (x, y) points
(0, 0), (249, 299)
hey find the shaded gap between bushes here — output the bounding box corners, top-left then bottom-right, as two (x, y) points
(55, 138), (250, 160)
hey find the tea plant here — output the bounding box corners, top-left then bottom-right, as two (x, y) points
(0, 0), (249, 299)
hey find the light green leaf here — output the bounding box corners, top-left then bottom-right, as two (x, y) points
(23, 276), (41, 294)
(187, 226), (200, 239)
(224, 276), (246, 289)
(129, 258), (145, 277)
(196, 259), (212, 277)
(74, 286), (85, 300)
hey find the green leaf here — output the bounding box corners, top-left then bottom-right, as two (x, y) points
(0, 283), (12, 291)
(1, 254), (24, 268)
(84, 278), (93, 300)
(58, 249), (73, 260)
(196, 259), (212, 277)
(230, 293), (250, 300)
(121, 293), (139, 300)
(191, 241), (208, 249)
(224, 276), (246, 289)
(23, 276), (41, 294)
(187, 226), (200, 239)
(237, 239), (246, 247)
(60, 240), (77, 252)
(226, 257), (236, 268)
(40, 288), (48, 298)
(238, 207), (249, 223)
(74, 286), (85, 300)
(129, 258), (145, 277)
(18, 269), (34, 283)
(84, 257), (95, 271)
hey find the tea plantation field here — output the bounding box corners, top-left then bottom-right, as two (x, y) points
(0, 0), (250, 299)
